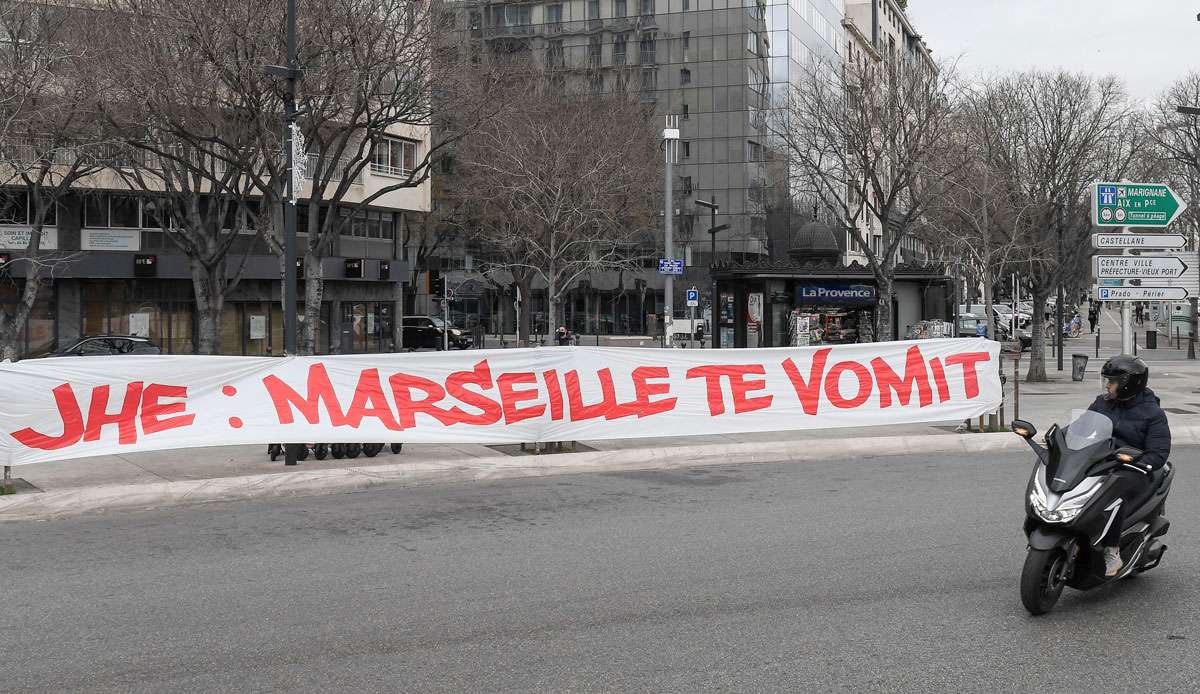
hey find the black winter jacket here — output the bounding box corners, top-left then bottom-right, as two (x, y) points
(1087, 388), (1172, 469)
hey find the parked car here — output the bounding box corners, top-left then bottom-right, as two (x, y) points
(956, 306), (1032, 350)
(400, 316), (472, 350)
(45, 335), (162, 357)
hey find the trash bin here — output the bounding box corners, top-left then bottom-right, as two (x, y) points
(1146, 330), (1157, 350)
(1071, 354), (1088, 382)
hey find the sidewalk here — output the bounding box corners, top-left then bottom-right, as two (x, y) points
(6, 318), (1200, 520)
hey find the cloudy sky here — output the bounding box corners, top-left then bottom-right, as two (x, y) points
(907, 0), (1198, 102)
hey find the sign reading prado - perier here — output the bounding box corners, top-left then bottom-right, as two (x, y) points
(1091, 182), (1187, 228)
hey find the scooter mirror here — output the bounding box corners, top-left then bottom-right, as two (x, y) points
(1115, 447), (1144, 464)
(1011, 419), (1037, 439)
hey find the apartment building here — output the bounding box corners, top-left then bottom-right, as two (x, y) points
(0, 128), (430, 358)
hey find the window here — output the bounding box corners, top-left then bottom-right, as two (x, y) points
(371, 137), (418, 177)
(490, 5), (531, 26)
(640, 0), (653, 17)
(682, 31), (690, 49)
(0, 190), (29, 225)
(641, 67), (657, 91)
(588, 0), (600, 19)
(680, 68), (691, 84)
(110, 195), (140, 228)
(682, 0), (688, 10)
(547, 39), (564, 68)
(639, 30), (656, 64)
(747, 140), (763, 161)
(614, 0), (626, 17)
(545, 4), (562, 27)
(681, 103), (689, 119)
(680, 176), (693, 196)
(84, 196), (108, 228)
(613, 33), (627, 65)
(589, 36), (602, 66)
(590, 73), (604, 93)
(747, 31), (758, 55)
(681, 140), (690, 158)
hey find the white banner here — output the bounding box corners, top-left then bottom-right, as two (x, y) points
(0, 339), (1002, 466)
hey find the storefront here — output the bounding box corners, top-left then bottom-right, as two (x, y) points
(712, 259), (954, 348)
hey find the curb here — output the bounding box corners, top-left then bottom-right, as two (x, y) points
(4, 427), (1199, 522)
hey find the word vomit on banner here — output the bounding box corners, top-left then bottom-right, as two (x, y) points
(0, 340), (1000, 466)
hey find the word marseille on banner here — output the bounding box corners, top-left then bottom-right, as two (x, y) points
(0, 339), (1002, 466)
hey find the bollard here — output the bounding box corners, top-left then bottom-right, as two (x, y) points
(1177, 327), (1182, 350)
(1095, 327), (1100, 358)
(2, 465), (12, 495)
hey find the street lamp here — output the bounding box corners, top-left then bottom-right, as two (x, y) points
(695, 198), (728, 348)
(265, 0), (304, 465)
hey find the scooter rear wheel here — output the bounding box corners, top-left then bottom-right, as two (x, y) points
(1021, 548), (1068, 615)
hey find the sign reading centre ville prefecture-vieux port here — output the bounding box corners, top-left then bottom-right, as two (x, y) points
(1092, 182), (1187, 228)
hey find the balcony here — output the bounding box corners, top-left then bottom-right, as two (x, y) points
(369, 162), (412, 179)
(483, 24), (534, 38)
(303, 153), (363, 186)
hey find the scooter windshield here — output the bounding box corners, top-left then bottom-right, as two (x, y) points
(1063, 409), (1113, 450)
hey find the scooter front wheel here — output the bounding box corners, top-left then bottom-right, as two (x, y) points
(1021, 548), (1068, 615)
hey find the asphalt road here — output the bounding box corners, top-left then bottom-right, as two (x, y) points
(5, 447), (1200, 693)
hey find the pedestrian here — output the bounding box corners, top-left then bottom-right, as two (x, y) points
(1089, 305), (1100, 333)
(555, 325), (571, 346)
(1135, 302), (1144, 326)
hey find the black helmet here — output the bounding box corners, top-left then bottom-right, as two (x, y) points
(1100, 354), (1149, 401)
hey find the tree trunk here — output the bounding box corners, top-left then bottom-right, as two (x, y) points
(190, 257), (225, 355)
(0, 263), (44, 361)
(547, 270), (559, 340)
(302, 247), (323, 355)
(982, 267), (996, 342)
(875, 272), (894, 342)
(0, 327), (20, 362)
(516, 277), (532, 347)
(1026, 293), (1049, 382)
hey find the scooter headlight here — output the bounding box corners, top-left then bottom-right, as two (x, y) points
(1029, 478), (1102, 524)
(1029, 490), (1067, 522)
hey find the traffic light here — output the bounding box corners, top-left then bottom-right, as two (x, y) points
(431, 273), (447, 299)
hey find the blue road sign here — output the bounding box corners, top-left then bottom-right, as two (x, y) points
(658, 259), (684, 275)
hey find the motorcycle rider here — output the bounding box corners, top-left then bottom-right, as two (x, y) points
(1087, 354), (1172, 576)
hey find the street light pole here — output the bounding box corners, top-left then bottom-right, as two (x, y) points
(1056, 198), (1064, 371)
(696, 198), (727, 348)
(663, 116), (679, 348)
(266, 0), (304, 464)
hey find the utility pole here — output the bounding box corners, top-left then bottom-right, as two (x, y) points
(266, 0), (304, 465)
(662, 115), (679, 348)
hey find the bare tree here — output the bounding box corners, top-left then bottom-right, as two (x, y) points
(103, 0), (274, 354)
(1147, 73), (1200, 248)
(0, 1), (107, 360)
(772, 55), (957, 341)
(249, 0), (482, 354)
(447, 77), (661, 344)
(924, 83), (1040, 343)
(979, 72), (1140, 381)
